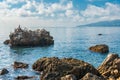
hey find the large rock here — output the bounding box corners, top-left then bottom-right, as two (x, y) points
(89, 44), (109, 53)
(4, 25), (54, 47)
(32, 57), (100, 80)
(97, 54), (120, 80)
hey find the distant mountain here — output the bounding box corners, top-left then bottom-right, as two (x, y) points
(79, 20), (120, 27)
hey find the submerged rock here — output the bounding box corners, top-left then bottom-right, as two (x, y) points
(98, 34), (102, 36)
(13, 61), (28, 69)
(97, 54), (120, 80)
(15, 76), (36, 80)
(0, 68), (9, 75)
(89, 44), (109, 53)
(32, 57), (100, 80)
(4, 25), (54, 47)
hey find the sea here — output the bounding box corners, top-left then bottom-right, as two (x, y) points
(0, 26), (120, 79)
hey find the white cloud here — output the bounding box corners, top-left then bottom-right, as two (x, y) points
(5, 0), (25, 4)
(106, 2), (120, 16)
(66, 1), (73, 9)
(36, 1), (73, 15)
(81, 5), (108, 17)
(0, 0), (77, 27)
(80, 2), (120, 23)
(65, 10), (73, 17)
(22, 1), (33, 10)
(0, 1), (10, 9)
(0, 0), (120, 27)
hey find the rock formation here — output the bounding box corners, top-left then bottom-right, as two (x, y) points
(97, 54), (120, 80)
(89, 44), (109, 53)
(32, 54), (120, 80)
(4, 25), (54, 47)
(32, 57), (100, 80)
(0, 68), (9, 75)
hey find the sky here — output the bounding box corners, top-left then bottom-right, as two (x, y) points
(0, 0), (120, 27)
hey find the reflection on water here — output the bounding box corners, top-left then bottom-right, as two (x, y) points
(0, 26), (120, 79)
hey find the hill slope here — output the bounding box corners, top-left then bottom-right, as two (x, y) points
(79, 20), (120, 27)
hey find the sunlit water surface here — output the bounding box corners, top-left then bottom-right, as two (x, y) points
(0, 26), (120, 79)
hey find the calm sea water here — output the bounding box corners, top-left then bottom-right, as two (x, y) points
(0, 26), (120, 79)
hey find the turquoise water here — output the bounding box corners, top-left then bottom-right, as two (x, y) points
(0, 26), (120, 79)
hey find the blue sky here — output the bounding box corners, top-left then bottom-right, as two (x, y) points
(0, 0), (120, 27)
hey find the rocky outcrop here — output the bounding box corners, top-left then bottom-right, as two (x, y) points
(32, 57), (100, 80)
(0, 68), (9, 75)
(4, 25), (54, 47)
(97, 54), (120, 80)
(80, 73), (105, 80)
(89, 44), (109, 53)
(13, 61), (28, 69)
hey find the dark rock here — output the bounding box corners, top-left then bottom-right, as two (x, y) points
(98, 34), (102, 36)
(13, 61), (28, 69)
(32, 57), (100, 80)
(80, 73), (105, 80)
(0, 68), (9, 75)
(15, 76), (35, 80)
(89, 44), (109, 53)
(4, 25), (54, 47)
(4, 39), (10, 45)
(97, 54), (120, 80)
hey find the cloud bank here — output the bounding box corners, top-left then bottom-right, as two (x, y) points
(0, 0), (120, 27)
